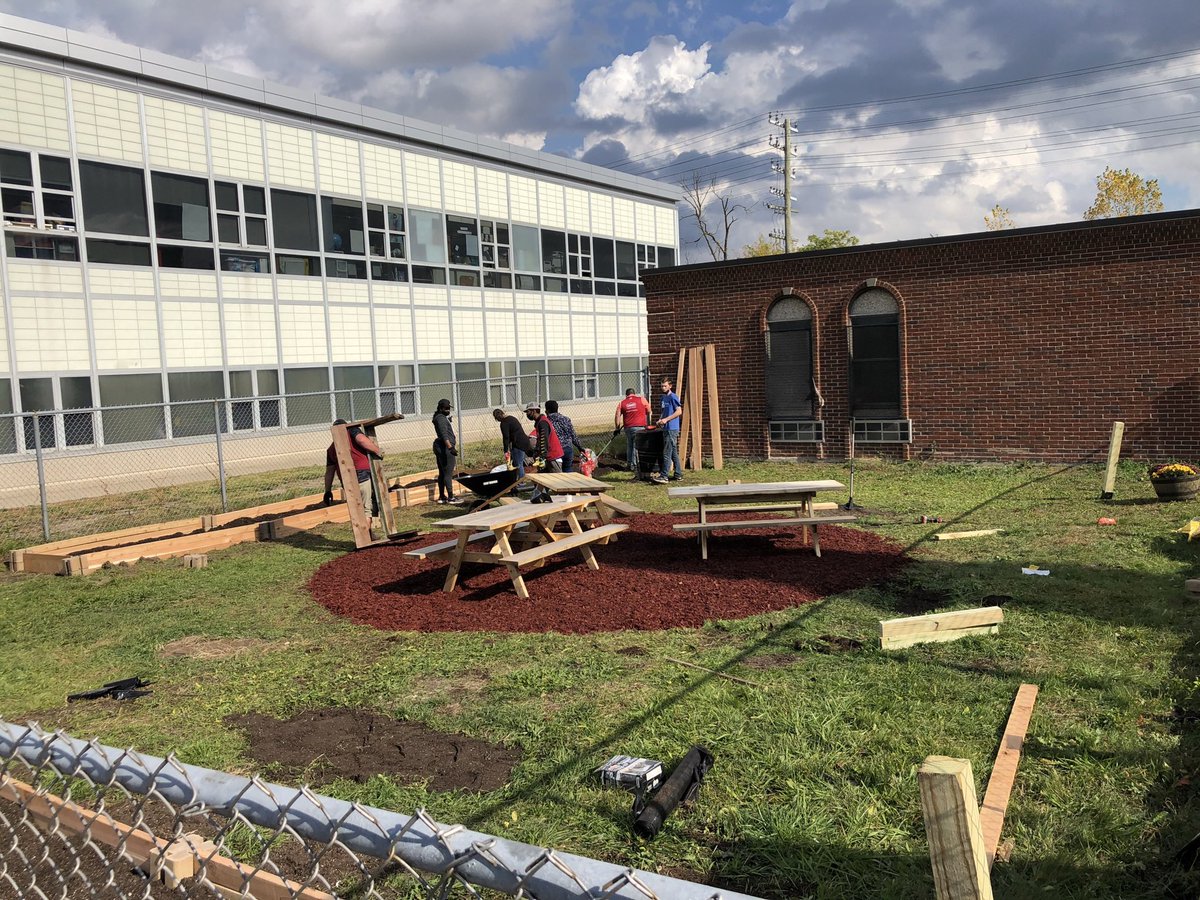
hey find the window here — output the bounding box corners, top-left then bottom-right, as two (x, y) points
(283, 367), (331, 426)
(19, 377), (55, 450)
(168, 371), (225, 437)
(512, 224), (540, 272)
(849, 288), (902, 419)
(333, 365), (376, 420)
(158, 245), (214, 269)
(322, 197), (365, 255)
(271, 190), (320, 250)
(275, 253), (321, 276)
(370, 260), (407, 282)
(658, 246), (676, 267)
(220, 250), (269, 273)
(61, 376), (95, 446)
(0, 150), (76, 232)
(615, 241), (637, 281)
(484, 271), (512, 289)
(229, 369), (283, 431)
(519, 359), (546, 406)
(418, 363), (452, 415)
(79, 161), (148, 236)
(540, 230), (566, 275)
(151, 172), (211, 241)
(446, 215), (479, 266)
(5, 233), (78, 260)
(412, 265), (446, 284)
(409, 209), (445, 262)
(568, 233), (592, 277)
(766, 296), (816, 421)
(378, 364), (416, 416)
(480, 220), (510, 270)
(488, 361), (518, 408)
(455, 362), (487, 410)
(573, 358), (598, 399)
(87, 238), (152, 266)
(0, 379), (14, 455)
(0, 149), (34, 227)
(98, 374), (165, 444)
(328, 257), (367, 280)
(215, 182), (268, 249)
(368, 204), (406, 260)
(636, 243), (657, 272)
(257, 369), (281, 427)
(593, 238), (615, 279)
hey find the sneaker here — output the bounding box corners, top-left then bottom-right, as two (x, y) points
(670, 475), (683, 482)
(436, 498), (448, 505)
(650, 475), (669, 485)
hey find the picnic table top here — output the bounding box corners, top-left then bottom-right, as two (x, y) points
(526, 472), (612, 493)
(667, 480), (846, 500)
(436, 495), (597, 530)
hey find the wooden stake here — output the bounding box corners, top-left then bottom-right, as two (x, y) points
(688, 345), (704, 470)
(919, 756), (994, 900)
(933, 529), (1001, 541)
(676, 348), (691, 467)
(330, 422), (374, 548)
(704, 343), (724, 469)
(980, 684), (1038, 867)
(1100, 421), (1124, 500)
(663, 656), (762, 688)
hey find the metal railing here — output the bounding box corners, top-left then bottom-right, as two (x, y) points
(0, 720), (757, 900)
(0, 368), (649, 548)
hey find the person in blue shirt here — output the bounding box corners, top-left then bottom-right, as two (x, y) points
(651, 378), (683, 483)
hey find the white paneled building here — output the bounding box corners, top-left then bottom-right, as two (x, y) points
(0, 13), (679, 454)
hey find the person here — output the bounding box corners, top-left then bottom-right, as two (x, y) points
(323, 418), (385, 536)
(524, 402), (564, 503)
(545, 400), (585, 474)
(432, 399), (459, 504)
(493, 408), (534, 477)
(614, 387), (652, 479)
(651, 379), (683, 484)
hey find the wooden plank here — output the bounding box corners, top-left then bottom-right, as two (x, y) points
(207, 491), (326, 529)
(405, 531), (496, 559)
(918, 757), (994, 900)
(980, 684), (1039, 868)
(18, 515), (207, 556)
(498, 524), (627, 566)
(1100, 421), (1125, 500)
(67, 521), (265, 574)
(883, 625), (1000, 650)
(677, 347), (691, 469)
(704, 343), (724, 470)
(596, 495), (643, 516)
(688, 345), (704, 471)
(16, 551), (73, 575)
(674, 515), (856, 533)
(331, 422), (374, 548)
(183, 834), (335, 900)
(391, 467), (440, 488)
(880, 607), (1004, 641)
(933, 529), (1001, 541)
(668, 480), (845, 499)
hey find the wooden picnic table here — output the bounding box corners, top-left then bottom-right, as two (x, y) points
(404, 496), (627, 600)
(668, 480), (853, 559)
(525, 471), (644, 519)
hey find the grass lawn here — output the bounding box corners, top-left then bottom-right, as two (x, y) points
(2, 451), (1199, 898)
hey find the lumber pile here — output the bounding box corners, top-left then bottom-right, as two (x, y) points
(879, 606), (1004, 650)
(674, 343), (724, 471)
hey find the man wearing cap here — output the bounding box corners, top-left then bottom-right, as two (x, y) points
(432, 399), (459, 504)
(524, 402), (563, 503)
(614, 387), (651, 479)
(493, 407), (534, 477)
(323, 418), (385, 536)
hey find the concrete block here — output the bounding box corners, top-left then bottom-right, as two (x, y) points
(182, 553), (208, 569)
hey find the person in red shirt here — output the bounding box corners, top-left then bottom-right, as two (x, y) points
(323, 418), (384, 538)
(525, 402), (563, 503)
(614, 388), (651, 479)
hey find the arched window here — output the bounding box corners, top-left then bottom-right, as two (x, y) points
(849, 288), (901, 418)
(766, 296), (815, 420)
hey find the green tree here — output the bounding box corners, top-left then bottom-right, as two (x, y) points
(742, 233), (783, 257)
(798, 229), (860, 251)
(984, 204), (1016, 230)
(1083, 166), (1164, 220)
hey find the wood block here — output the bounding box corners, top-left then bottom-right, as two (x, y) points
(880, 607), (1004, 650)
(980, 684), (1038, 867)
(933, 529), (1001, 541)
(200, 515), (215, 532)
(918, 757), (994, 900)
(8, 549), (24, 572)
(182, 554), (208, 569)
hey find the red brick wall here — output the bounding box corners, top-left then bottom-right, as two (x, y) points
(643, 212), (1200, 463)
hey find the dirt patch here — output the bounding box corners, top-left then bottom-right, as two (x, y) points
(307, 513), (909, 634)
(744, 653), (801, 669)
(793, 635), (865, 654)
(226, 707), (521, 792)
(617, 645), (648, 656)
(159, 635), (277, 660)
(883, 577), (952, 615)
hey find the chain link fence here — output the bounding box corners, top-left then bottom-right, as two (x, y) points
(0, 720), (756, 900)
(0, 368), (648, 550)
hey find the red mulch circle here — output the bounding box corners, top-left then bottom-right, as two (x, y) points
(307, 513), (909, 634)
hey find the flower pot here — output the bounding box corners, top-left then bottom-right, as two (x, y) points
(1152, 475), (1200, 501)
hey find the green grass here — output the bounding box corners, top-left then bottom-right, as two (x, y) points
(2, 456), (1199, 898)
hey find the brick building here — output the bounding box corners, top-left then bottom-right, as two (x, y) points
(642, 209), (1200, 463)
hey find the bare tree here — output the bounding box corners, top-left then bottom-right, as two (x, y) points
(679, 173), (747, 261)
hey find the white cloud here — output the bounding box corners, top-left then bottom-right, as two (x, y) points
(575, 36), (713, 122)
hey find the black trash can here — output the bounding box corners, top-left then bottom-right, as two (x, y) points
(633, 429), (664, 478)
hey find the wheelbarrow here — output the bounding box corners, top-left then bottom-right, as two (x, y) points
(455, 467), (525, 512)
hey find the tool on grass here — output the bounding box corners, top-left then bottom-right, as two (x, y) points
(633, 745), (714, 839)
(67, 676), (152, 703)
(595, 755), (664, 818)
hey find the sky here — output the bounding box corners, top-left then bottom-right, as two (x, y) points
(11, 0), (1200, 262)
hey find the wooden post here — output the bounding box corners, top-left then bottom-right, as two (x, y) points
(704, 343), (724, 469)
(330, 422), (374, 548)
(677, 348), (691, 468)
(1100, 421), (1124, 500)
(919, 756), (994, 900)
(688, 345), (704, 470)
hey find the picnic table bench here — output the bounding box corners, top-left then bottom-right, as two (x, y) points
(404, 496), (626, 599)
(668, 480), (853, 559)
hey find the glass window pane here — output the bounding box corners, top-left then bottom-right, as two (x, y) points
(215, 182), (239, 211)
(39, 156), (73, 191)
(0, 149), (33, 186)
(220, 250), (269, 273)
(450, 268), (479, 286)
(217, 214), (240, 243)
(369, 230), (386, 257)
(1, 188), (34, 220)
(157, 244), (214, 269)
(540, 230), (566, 274)
(271, 190), (320, 250)
(616, 241), (637, 280)
(593, 239), (615, 278)
(243, 186), (266, 215)
(328, 257), (367, 279)
(370, 260), (407, 282)
(483, 271), (512, 289)
(61, 376), (92, 408)
(229, 370), (253, 397)
(168, 371), (225, 437)
(257, 369), (280, 394)
(42, 193), (74, 222)
(446, 215), (479, 266)
(418, 363), (452, 415)
(409, 210), (445, 262)
(79, 161), (148, 236)
(98, 374), (165, 444)
(367, 203), (384, 229)
(245, 217), (268, 246)
(388, 207), (405, 232)
(658, 246), (675, 267)
(275, 253), (320, 276)
(87, 238), (151, 266)
(411, 265), (446, 284)
(6, 234), (78, 261)
(389, 234), (406, 259)
(284, 367), (331, 426)
(512, 224), (539, 271)
(543, 276), (567, 293)
(151, 172), (211, 241)
(515, 273), (540, 291)
(321, 197), (365, 255)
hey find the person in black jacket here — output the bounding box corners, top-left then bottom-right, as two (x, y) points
(492, 408), (533, 477)
(432, 399), (459, 504)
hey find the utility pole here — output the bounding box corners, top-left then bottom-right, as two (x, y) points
(766, 113), (796, 252)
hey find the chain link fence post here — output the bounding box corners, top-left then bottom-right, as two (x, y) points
(213, 400), (228, 513)
(32, 412), (50, 541)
